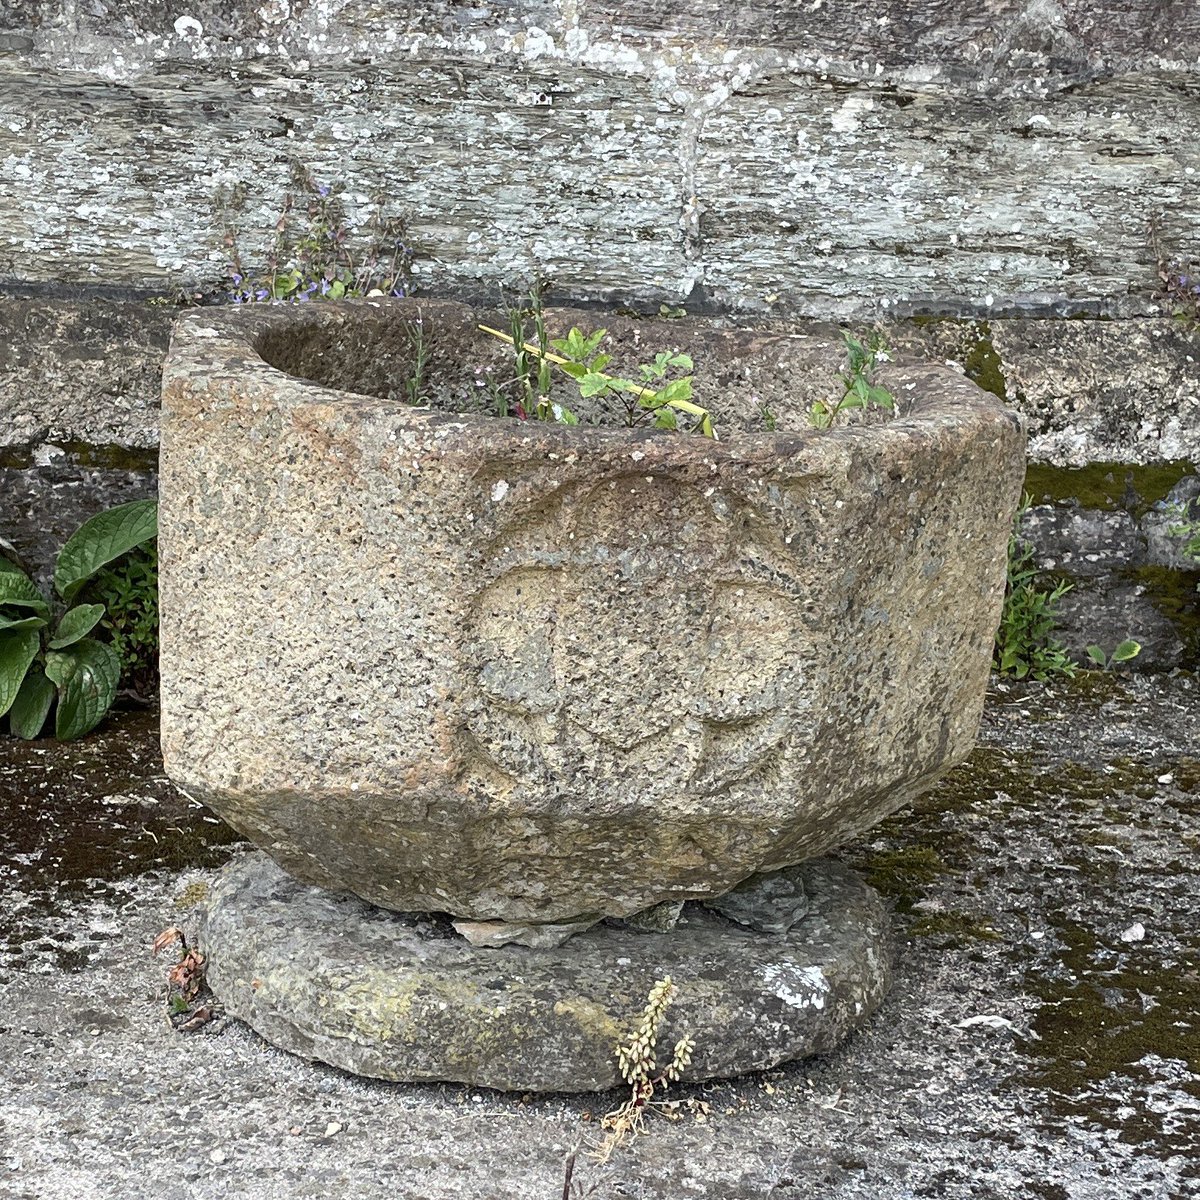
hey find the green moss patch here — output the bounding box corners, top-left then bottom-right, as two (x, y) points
(1022, 461), (1196, 517)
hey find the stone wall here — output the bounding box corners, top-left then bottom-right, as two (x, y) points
(2, 1), (1199, 312)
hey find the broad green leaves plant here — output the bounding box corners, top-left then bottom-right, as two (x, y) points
(810, 331), (895, 430)
(993, 496), (1077, 681)
(0, 499), (157, 740)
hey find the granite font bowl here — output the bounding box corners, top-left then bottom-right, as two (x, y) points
(160, 300), (1025, 924)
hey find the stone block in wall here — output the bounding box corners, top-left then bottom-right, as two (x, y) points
(0, 299), (171, 449)
(887, 318), (1200, 467)
(1019, 468), (1200, 670)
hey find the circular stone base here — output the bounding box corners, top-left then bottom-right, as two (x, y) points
(196, 853), (892, 1093)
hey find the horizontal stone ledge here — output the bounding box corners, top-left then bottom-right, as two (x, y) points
(2, 296), (1196, 466)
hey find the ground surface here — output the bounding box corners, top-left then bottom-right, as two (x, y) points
(1, 675), (1197, 1200)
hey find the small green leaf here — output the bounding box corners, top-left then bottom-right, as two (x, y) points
(49, 603), (106, 649)
(52, 639), (121, 740)
(54, 500), (157, 602)
(656, 378), (694, 405)
(559, 361), (587, 379)
(590, 353), (612, 374)
(671, 353), (694, 371)
(654, 408), (678, 430)
(328, 280), (346, 300)
(1085, 645), (1106, 667)
(0, 627), (40, 718)
(1111, 639), (1141, 663)
(579, 374), (613, 397)
(9, 666), (54, 739)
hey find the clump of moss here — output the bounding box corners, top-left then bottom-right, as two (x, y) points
(860, 845), (949, 912)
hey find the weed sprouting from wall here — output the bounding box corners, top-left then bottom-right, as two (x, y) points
(214, 160), (414, 305)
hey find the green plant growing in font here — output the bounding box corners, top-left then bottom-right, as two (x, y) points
(0, 500), (157, 739)
(809, 331), (895, 430)
(479, 286), (716, 437)
(992, 496), (1077, 681)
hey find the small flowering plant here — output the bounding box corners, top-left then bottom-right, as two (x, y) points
(219, 162), (413, 306)
(593, 975), (695, 1161)
(809, 330), (895, 429)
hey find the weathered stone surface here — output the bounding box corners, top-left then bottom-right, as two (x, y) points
(890, 318), (1200, 467)
(0, 3), (1197, 311)
(0, 299), (171, 449)
(450, 915), (597, 949)
(159, 299), (1024, 923)
(621, 899), (685, 932)
(1052, 580), (1190, 670)
(705, 865), (811, 934)
(1019, 470), (1200, 670)
(196, 852), (891, 1091)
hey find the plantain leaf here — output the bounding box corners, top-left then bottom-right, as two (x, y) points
(48, 603), (106, 649)
(0, 558), (50, 617)
(1112, 639), (1142, 663)
(54, 499), (157, 602)
(52, 638), (121, 740)
(0, 614), (46, 633)
(0, 627), (41, 718)
(9, 666), (54, 738)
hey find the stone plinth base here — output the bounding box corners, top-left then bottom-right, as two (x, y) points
(196, 854), (891, 1093)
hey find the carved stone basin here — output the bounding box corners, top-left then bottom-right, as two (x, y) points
(160, 299), (1025, 927)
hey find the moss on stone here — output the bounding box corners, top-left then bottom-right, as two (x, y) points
(859, 845), (949, 912)
(961, 320), (1008, 401)
(1122, 564), (1200, 657)
(0, 443), (159, 472)
(908, 911), (1002, 943)
(1018, 917), (1200, 1141)
(1022, 461), (1195, 517)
